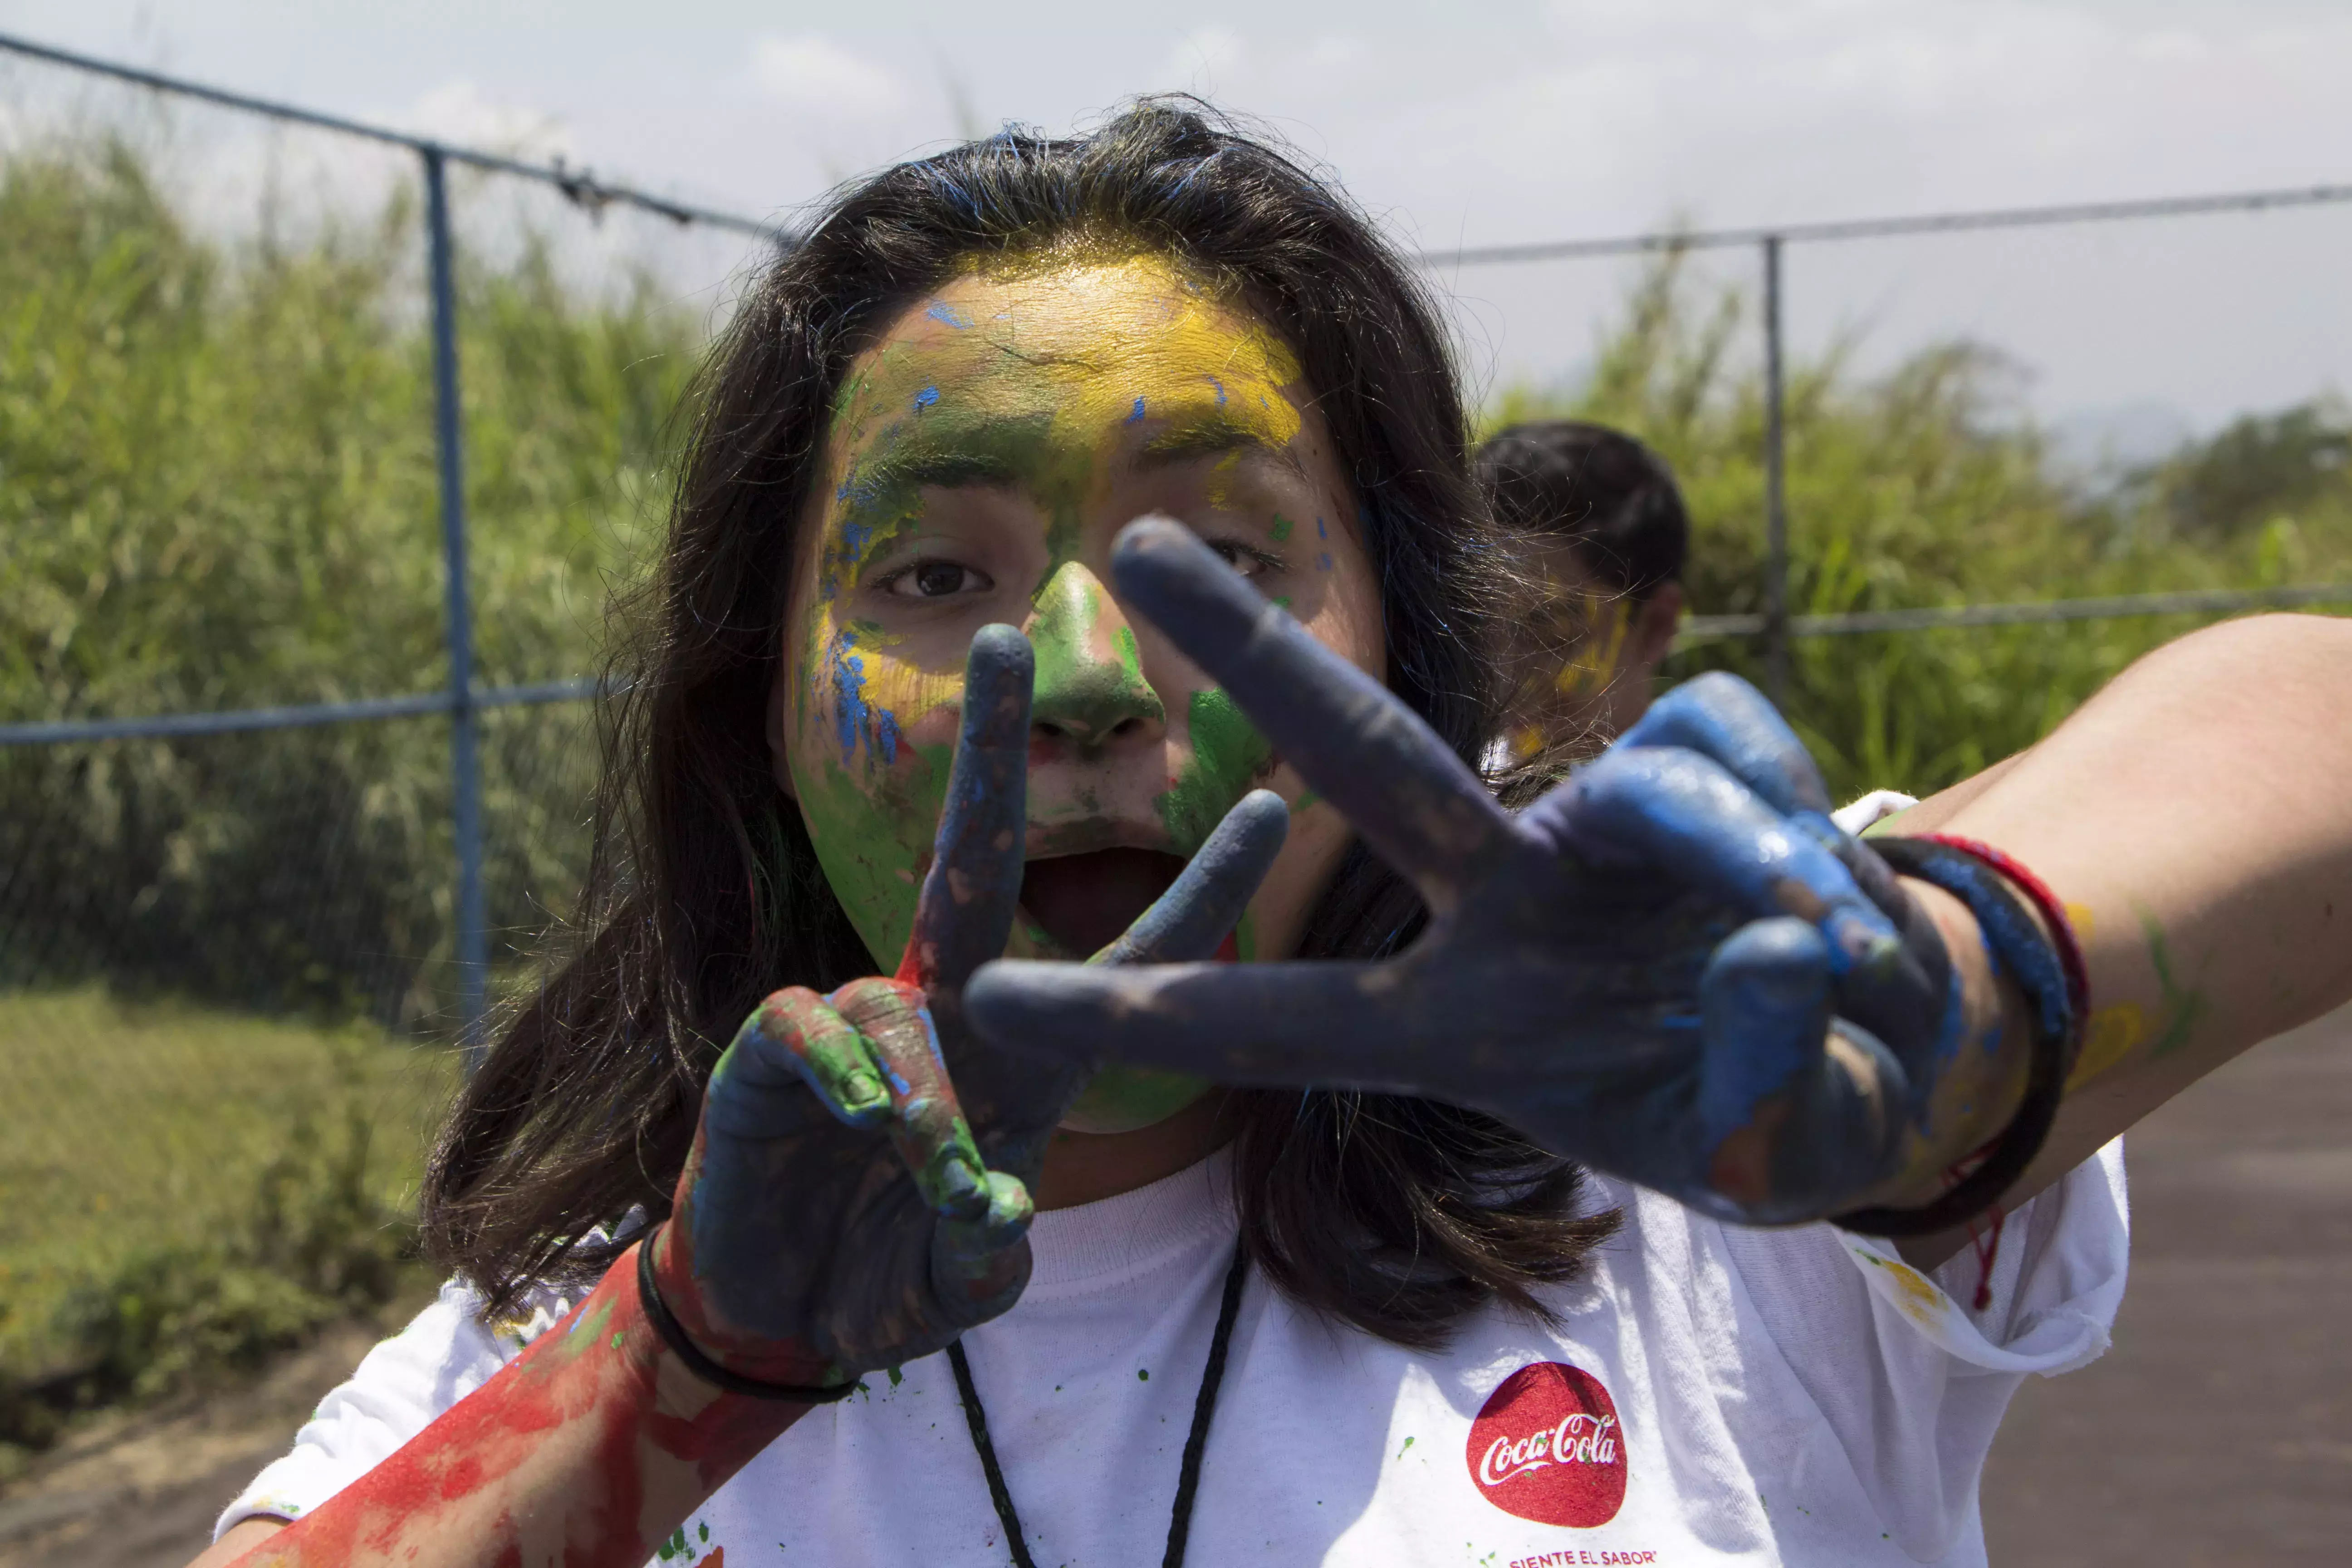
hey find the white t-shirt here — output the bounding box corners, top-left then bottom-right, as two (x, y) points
(225, 791), (2127, 1566)
(220, 1142), (2127, 1567)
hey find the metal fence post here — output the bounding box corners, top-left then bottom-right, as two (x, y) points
(424, 147), (488, 1066)
(1761, 233), (1789, 706)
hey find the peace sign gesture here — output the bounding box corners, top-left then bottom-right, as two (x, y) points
(965, 521), (1967, 1227)
(647, 625), (1288, 1387)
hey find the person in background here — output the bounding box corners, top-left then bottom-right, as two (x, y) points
(1475, 421), (1689, 770)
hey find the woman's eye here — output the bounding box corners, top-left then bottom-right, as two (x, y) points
(884, 560), (992, 599)
(1206, 539), (1270, 579)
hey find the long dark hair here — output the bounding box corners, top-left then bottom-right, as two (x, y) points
(422, 101), (1617, 1350)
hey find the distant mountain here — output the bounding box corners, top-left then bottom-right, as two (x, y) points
(2045, 400), (2197, 488)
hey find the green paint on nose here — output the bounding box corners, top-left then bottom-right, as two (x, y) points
(1030, 562), (1163, 745)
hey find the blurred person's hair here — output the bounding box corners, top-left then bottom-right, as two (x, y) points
(1475, 420), (1689, 600)
(421, 99), (1616, 1355)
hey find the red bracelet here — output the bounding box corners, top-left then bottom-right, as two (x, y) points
(1918, 833), (2090, 1039)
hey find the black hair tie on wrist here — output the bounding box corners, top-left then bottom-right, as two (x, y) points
(635, 1228), (860, 1402)
(1831, 834), (2080, 1239)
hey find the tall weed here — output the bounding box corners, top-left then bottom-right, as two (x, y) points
(0, 137), (696, 1025)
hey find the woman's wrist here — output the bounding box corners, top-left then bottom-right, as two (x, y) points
(641, 1224), (846, 1395)
(1846, 877), (2038, 1212)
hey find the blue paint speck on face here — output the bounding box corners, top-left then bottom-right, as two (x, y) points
(914, 386), (941, 412)
(1126, 397), (1147, 424)
(1318, 552), (1334, 572)
(1315, 515), (1328, 539)
(836, 516), (879, 591)
(926, 301), (973, 329)
(831, 631), (875, 765)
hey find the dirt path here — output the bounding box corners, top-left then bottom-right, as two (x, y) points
(1982, 1003), (2352, 1563)
(7, 1009), (2347, 1565)
(0, 1308), (421, 1568)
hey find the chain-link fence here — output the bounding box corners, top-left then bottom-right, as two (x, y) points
(5, 28), (2351, 1457)
(0, 33), (769, 1448)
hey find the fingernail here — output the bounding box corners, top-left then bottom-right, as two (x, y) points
(938, 1151), (986, 1205)
(843, 1070), (887, 1111)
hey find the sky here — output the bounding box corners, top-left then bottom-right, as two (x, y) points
(5, 0), (2352, 446)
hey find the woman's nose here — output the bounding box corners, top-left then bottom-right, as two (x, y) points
(1024, 562), (1166, 754)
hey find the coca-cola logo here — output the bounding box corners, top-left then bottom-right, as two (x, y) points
(1464, 1362), (1628, 1528)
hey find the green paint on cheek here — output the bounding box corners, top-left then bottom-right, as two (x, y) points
(1063, 1064), (1211, 1132)
(1270, 512), (1296, 543)
(794, 740), (954, 968)
(1292, 789), (1320, 813)
(1156, 687), (1274, 854)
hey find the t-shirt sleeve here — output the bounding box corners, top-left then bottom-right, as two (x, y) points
(211, 1278), (542, 1539)
(1720, 1139), (2129, 1560)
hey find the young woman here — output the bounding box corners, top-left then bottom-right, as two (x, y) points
(197, 104), (2352, 1568)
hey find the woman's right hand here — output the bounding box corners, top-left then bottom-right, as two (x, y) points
(647, 624), (1286, 1389)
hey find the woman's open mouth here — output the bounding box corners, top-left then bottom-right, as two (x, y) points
(1018, 848), (1190, 959)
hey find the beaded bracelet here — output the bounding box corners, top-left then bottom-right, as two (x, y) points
(1831, 834), (2086, 1238)
(635, 1230), (859, 1402)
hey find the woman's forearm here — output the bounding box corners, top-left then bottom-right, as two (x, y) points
(229, 1243), (808, 1568)
(1897, 613), (2352, 1224)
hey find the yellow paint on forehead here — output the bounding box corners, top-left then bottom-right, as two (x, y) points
(843, 251), (1305, 450)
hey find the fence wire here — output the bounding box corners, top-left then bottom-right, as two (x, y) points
(3, 30), (2351, 1422)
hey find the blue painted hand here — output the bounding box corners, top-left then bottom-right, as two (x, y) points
(964, 520), (1967, 1226)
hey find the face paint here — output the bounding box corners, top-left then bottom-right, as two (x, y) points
(780, 252), (1379, 1128)
(1157, 688), (1275, 854)
(1551, 588), (1633, 702)
(792, 614), (963, 967)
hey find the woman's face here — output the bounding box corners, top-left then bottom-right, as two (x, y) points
(772, 250), (1383, 1132)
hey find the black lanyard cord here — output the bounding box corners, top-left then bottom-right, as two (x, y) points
(946, 1242), (1250, 1568)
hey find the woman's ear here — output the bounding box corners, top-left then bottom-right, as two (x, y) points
(1626, 580), (1685, 682)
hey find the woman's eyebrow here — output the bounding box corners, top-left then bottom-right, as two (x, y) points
(846, 411), (1059, 500)
(854, 448), (1022, 494)
(1132, 415), (1309, 480)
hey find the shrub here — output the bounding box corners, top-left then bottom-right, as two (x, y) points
(1488, 254), (2352, 800)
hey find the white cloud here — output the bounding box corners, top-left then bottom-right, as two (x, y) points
(407, 79), (578, 162)
(751, 35), (909, 122)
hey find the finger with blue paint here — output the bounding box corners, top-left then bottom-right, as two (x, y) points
(1597, 674), (1959, 1094)
(965, 521), (1971, 1225)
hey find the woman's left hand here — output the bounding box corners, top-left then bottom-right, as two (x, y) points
(968, 519), (1990, 1226)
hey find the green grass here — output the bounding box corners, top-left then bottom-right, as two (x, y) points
(0, 989), (458, 1393)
